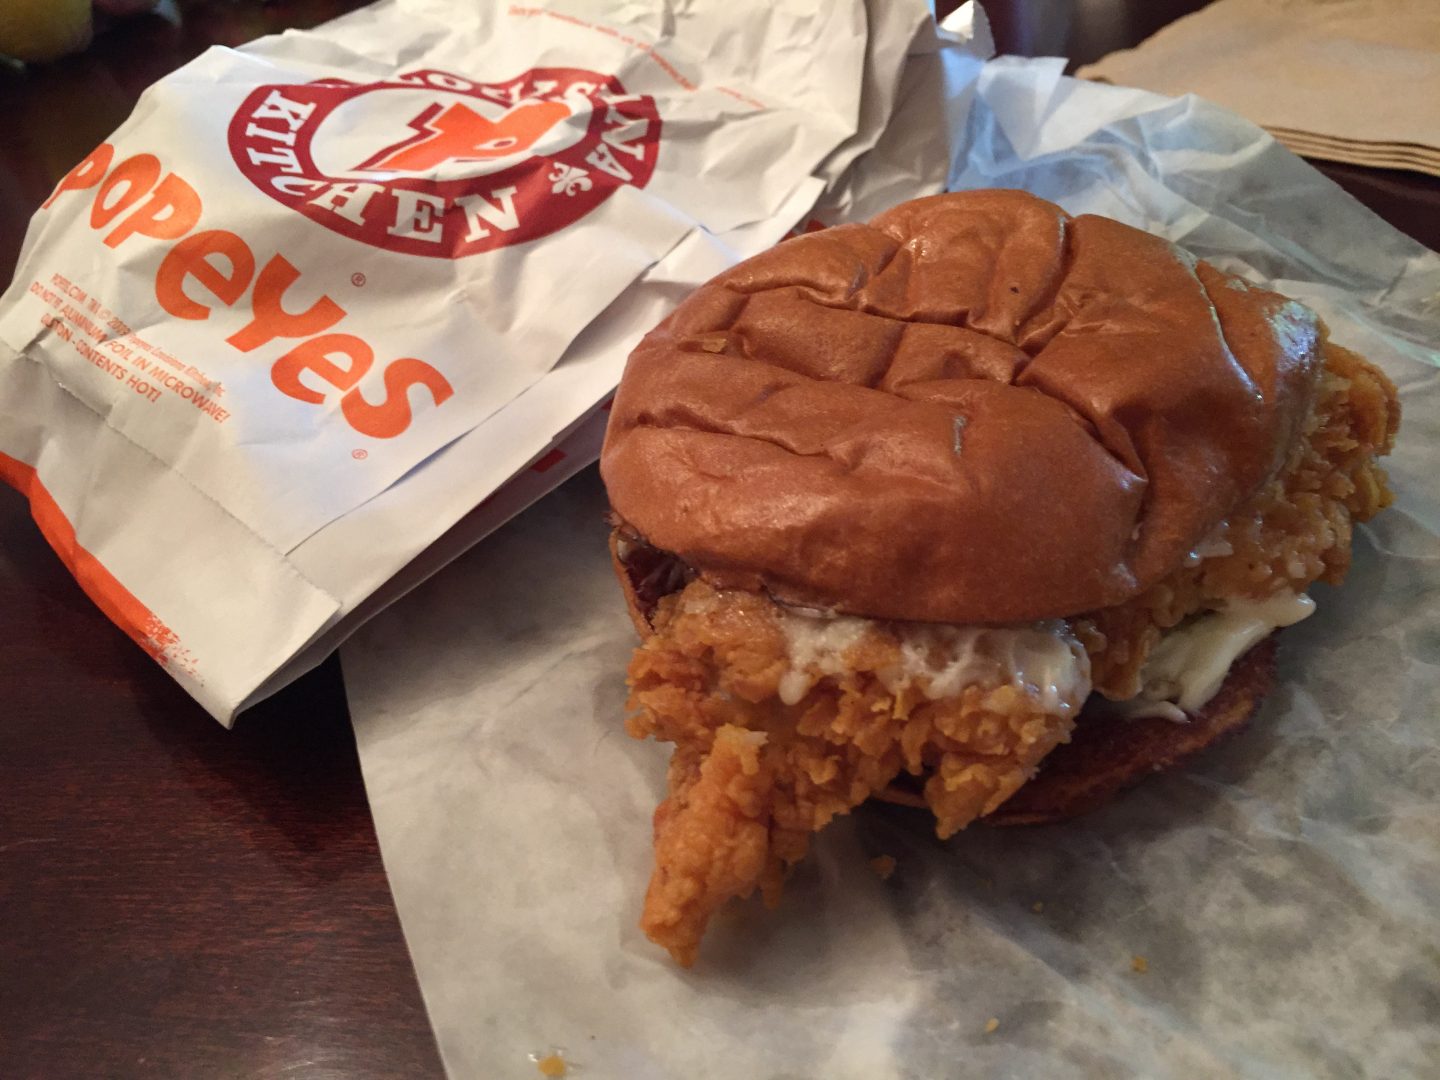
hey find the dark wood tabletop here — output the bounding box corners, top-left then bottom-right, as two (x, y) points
(0, 4), (445, 1077)
(1, 2), (1435, 1077)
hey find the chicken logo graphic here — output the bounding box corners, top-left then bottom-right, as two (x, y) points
(358, 99), (576, 174)
(228, 68), (661, 258)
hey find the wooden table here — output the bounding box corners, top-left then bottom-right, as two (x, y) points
(1, 2), (1434, 1076)
(0, 4), (444, 1076)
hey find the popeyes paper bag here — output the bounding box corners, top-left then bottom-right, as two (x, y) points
(0, 0), (891, 723)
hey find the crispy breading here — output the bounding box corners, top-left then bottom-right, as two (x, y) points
(628, 584), (1073, 965)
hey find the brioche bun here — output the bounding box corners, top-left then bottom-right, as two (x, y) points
(601, 190), (1322, 623)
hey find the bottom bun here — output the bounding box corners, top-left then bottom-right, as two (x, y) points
(984, 635), (1278, 825)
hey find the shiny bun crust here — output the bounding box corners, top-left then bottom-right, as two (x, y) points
(600, 191), (1323, 623)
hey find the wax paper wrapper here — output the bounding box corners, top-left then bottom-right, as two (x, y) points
(0, 0), (911, 722)
(344, 55), (1440, 1080)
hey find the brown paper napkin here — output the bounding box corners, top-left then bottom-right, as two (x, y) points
(1078, 0), (1440, 177)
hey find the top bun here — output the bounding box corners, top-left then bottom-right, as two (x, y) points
(600, 190), (1322, 623)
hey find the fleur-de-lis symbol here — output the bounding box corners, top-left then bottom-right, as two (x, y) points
(548, 163), (594, 197)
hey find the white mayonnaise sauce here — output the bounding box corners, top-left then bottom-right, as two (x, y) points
(1118, 592), (1316, 720)
(770, 591), (1314, 722)
(773, 607), (1092, 714)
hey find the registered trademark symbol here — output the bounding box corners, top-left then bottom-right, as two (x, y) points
(352, 448), (368, 460)
(351, 272), (366, 287)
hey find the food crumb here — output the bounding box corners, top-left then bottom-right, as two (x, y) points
(1131, 955), (1149, 974)
(1031, 901), (1045, 913)
(536, 1053), (567, 1077)
(869, 855), (897, 880)
(984, 1018), (1000, 1034)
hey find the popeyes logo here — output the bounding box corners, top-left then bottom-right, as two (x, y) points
(227, 67), (661, 258)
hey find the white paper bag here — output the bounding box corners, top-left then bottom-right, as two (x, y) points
(0, 0), (884, 721)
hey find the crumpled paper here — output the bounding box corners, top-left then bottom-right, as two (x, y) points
(343, 54), (1440, 1080)
(0, 0), (887, 721)
(1076, 0), (1440, 177)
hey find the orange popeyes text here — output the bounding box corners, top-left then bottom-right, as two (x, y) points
(42, 141), (454, 439)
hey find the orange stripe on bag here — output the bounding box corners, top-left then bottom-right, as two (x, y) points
(0, 450), (179, 665)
